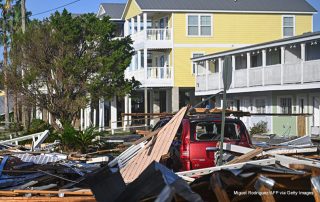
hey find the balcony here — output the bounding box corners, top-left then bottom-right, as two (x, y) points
(195, 59), (320, 95)
(125, 66), (173, 88)
(130, 28), (173, 49)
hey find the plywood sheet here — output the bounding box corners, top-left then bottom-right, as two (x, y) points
(120, 106), (188, 183)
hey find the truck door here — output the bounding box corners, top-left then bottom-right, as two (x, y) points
(188, 121), (240, 170)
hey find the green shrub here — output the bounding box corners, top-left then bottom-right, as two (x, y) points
(250, 121), (268, 135)
(27, 119), (53, 134)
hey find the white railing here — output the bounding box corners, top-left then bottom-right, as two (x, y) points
(208, 73), (220, 90)
(196, 75), (206, 92)
(264, 64), (281, 85)
(304, 59), (320, 83)
(249, 67), (263, 87)
(146, 29), (172, 40)
(234, 69), (247, 88)
(125, 69), (144, 82)
(283, 63), (301, 84)
(147, 67), (172, 79)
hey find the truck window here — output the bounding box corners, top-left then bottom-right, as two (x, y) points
(194, 122), (241, 141)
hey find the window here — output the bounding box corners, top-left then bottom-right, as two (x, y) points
(187, 14), (212, 36)
(194, 122), (241, 141)
(255, 98), (266, 113)
(283, 16), (294, 37)
(192, 53), (204, 74)
(280, 97), (292, 114)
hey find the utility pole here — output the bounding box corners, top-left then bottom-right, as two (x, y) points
(3, 0), (10, 129)
(21, 0), (28, 128)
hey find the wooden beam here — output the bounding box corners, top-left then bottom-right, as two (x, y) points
(210, 173), (230, 202)
(225, 147), (263, 165)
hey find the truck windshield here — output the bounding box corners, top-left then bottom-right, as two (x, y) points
(194, 122), (241, 141)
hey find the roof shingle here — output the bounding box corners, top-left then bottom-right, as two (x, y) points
(100, 3), (126, 19)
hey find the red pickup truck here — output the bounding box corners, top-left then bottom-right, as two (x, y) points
(153, 115), (252, 171)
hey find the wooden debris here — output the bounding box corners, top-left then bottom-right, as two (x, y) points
(121, 106), (188, 183)
(225, 147), (263, 165)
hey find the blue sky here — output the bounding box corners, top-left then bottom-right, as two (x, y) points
(26, 0), (320, 31)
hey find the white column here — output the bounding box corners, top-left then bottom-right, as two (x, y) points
(143, 13), (147, 32)
(131, 17), (135, 35)
(281, 46), (285, 85)
(124, 95), (129, 131)
(124, 20), (129, 36)
(137, 15), (141, 32)
(99, 99), (104, 132)
(144, 87), (148, 126)
(93, 109), (96, 127)
(262, 49), (266, 86)
(301, 43), (305, 84)
(138, 50), (142, 69)
(231, 55), (235, 88)
(166, 89), (172, 112)
(36, 107), (42, 120)
(128, 96), (132, 125)
(144, 48), (148, 79)
(80, 109), (84, 131)
(110, 96), (117, 134)
(132, 53), (136, 70)
(246, 52), (250, 87)
(218, 58), (222, 90)
(205, 60), (209, 91)
(172, 87), (179, 112)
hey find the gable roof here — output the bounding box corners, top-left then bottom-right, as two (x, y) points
(135, 0), (316, 13)
(99, 3), (126, 20)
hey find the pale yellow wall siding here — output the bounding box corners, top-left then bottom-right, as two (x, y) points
(173, 13), (312, 45)
(123, 0), (142, 20)
(172, 13), (312, 87)
(296, 15), (313, 35)
(174, 47), (230, 87)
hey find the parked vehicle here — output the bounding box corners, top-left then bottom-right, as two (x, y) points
(153, 115), (252, 171)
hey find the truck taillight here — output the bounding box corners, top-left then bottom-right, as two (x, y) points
(180, 134), (190, 159)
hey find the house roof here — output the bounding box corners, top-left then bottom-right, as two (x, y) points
(192, 31), (320, 62)
(135, 0), (316, 13)
(100, 3), (126, 20)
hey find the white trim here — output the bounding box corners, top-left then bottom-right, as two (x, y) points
(186, 14), (213, 37)
(121, 0), (142, 20)
(192, 35), (320, 62)
(172, 13), (175, 86)
(311, 15), (314, 32)
(97, 5), (106, 17)
(282, 15), (295, 38)
(141, 9), (316, 15)
(195, 82), (320, 96)
(175, 43), (251, 48)
(191, 52), (205, 75)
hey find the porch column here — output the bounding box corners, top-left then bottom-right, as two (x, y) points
(281, 46), (285, 85)
(110, 96), (117, 134)
(124, 20), (129, 36)
(144, 87), (148, 126)
(205, 60), (209, 91)
(166, 88), (172, 112)
(262, 49), (266, 86)
(246, 52), (250, 87)
(99, 99), (105, 132)
(172, 87), (179, 112)
(80, 109), (84, 131)
(301, 43), (306, 84)
(231, 55), (235, 88)
(123, 95), (129, 131)
(36, 107), (42, 120)
(143, 13), (147, 32)
(137, 15), (141, 32)
(144, 48), (148, 79)
(138, 50), (142, 69)
(131, 17), (135, 35)
(93, 109), (96, 127)
(218, 58), (222, 90)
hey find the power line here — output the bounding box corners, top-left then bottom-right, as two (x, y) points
(30, 0), (81, 17)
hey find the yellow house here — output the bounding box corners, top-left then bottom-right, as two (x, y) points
(97, 0), (315, 131)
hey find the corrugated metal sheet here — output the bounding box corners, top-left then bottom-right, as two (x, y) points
(14, 153), (67, 164)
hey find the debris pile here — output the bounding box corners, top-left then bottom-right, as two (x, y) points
(0, 107), (319, 201)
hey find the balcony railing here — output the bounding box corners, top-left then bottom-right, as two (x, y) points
(146, 29), (171, 40)
(196, 59), (320, 93)
(125, 67), (173, 87)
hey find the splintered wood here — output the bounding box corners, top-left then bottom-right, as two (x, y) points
(120, 106), (188, 183)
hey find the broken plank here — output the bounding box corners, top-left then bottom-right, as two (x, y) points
(225, 147), (263, 165)
(0, 196), (96, 202)
(12, 190), (93, 196)
(210, 173), (230, 202)
(176, 158), (276, 178)
(275, 155), (320, 168)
